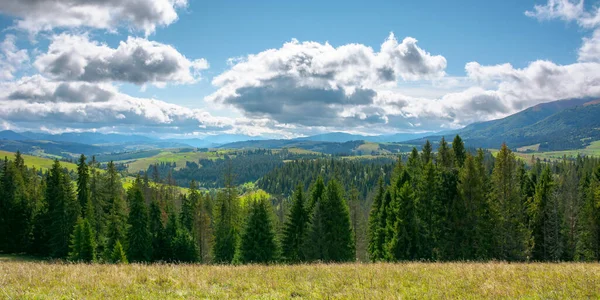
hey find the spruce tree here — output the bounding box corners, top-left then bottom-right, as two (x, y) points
(308, 176), (325, 213)
(127, 179), (152, 262)
(240, 197), (278, 264)
(490, 143), (528, 261)
(452, 135), (466, 168)
(172, 228), (200, 263)
(111, 241), (128, 264)
(149, 200), (168, 262)
(306, 179), (354, 262)
(422, 140), (433, 165)
(367, 177), (386, 261)
(77, 154), (90, 217)
(47, 161), (80, 258)
(437, 137), (452, 169)
(529, 166), (553, 260)
(213, 170), (240, 263)
(387, 181), (418, 261)
(282, 184), (309, 262)
(69, 218), (96, 262)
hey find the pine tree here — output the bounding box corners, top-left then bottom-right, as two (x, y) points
(457, 154), (491, 260)
(452, 135), (466, 168)
(111, 241), (128, 264)
(282, 185), (309, 262)
(240, 197), (278, 264)
(213, 170), (240, 263)
(308, 176), (325, 213)
(422, 140), (433, 165)
(104, 161), (127, 259)
(306, 179), (354, 262)
(387, 181), (418, 261)
(149, 200), (168, 262)
(416, 161), (440, 260)
(172, 228), (200, 263)
(47, 160), (80, 258)
(574, 173), (599, 261)
(368, 177), (386, 261)
(127, 178), (151, 262)
(529, 166), (553, 260)
(77, 154), (90, 217)
(437, 137), (452, 169)
(490, 143), (528, 261)
(69, 218), (96, 262)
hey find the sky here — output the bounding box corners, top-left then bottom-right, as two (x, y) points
(0, 0), (599, 139)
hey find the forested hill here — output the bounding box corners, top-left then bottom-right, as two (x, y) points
(409, 98), (600, 151)
(218, 139), (415, 155)
(3, 135), (600, 265)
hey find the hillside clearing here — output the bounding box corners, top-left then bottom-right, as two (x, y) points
(0, 150), (78, 172)
(1, 259), (599, 299)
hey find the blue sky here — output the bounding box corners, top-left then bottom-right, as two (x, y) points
(0, 0), (599, 138)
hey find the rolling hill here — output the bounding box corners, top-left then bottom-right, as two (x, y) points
(409, 98), (600, 151)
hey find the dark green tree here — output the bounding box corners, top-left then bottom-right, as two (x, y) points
(452, 135), (466, 168)
(68, 218), (96, 262)
(240, 197), (278, 264)
(282, 184), (309, 262)
(127, 179), (152, 262)
(367, 177), (386, 261)
(306, 179), (354, 262)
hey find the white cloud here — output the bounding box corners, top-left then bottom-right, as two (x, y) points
(0, 0), (188, 35)
(34, 34), (208, 86)
(207, 34), (446, 128)
(526, 0), (600, 62)
(0, 75), (233, 133)
(579, 29), (600, 61)
(0, 34), (29, 80)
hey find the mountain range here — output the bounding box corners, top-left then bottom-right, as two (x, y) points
(2, 97), (600, 157)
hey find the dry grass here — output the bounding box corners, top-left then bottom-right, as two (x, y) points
(1, 260), (599, 299)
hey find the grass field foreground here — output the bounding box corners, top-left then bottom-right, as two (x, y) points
(1, 260), (599, 299)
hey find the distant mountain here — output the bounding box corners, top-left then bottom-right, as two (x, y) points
(219, 139), (416, 155)
(295, 131), (437, 143)
(0, 130), (29, 141)
(409, 97), (600, 151)
(295, 132), (370, 143)
(163, 134), (266, 148)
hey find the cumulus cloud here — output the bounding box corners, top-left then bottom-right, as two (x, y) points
(0, 75), (236, 134)
(34, 34), (208, 86)
(579, 29), (600, 62)
(0, 0), (188, 35)
(0, 34), (29, 80)
(527, 0), (600, 62)
(207, 34), (446, 127)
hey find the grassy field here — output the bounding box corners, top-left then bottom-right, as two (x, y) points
(122, 150), (232, 173)
(1, 258), (599, 299)
(0, 150), (78, 172)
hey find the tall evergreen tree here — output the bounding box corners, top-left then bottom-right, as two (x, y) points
(282, 184), (309, 262)
(77, 154), (90, 217)
(213, 170), (240, 263)
(529, 166), (553, 260)
(240, 197), (278, 263)
(490, 143), (528, 261)
(452, 135), (466, 168)
(306, 179), (354, 262)
(149, 200), (168, 262)
(387, 181), (418, 261)
(68, 218), (96, 262)
(422, 140), (433, 165)
(437, 137), (453, 169)
(47, 160), (80, 258)
(367, 177), (386, 261)
(127, 178), (152, 262)
(104, 161), (127, 259)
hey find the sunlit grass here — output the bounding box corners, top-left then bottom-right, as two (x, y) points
(1, 258), (599, 299)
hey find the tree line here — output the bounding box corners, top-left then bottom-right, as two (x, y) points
(1, 134), (600, 263)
